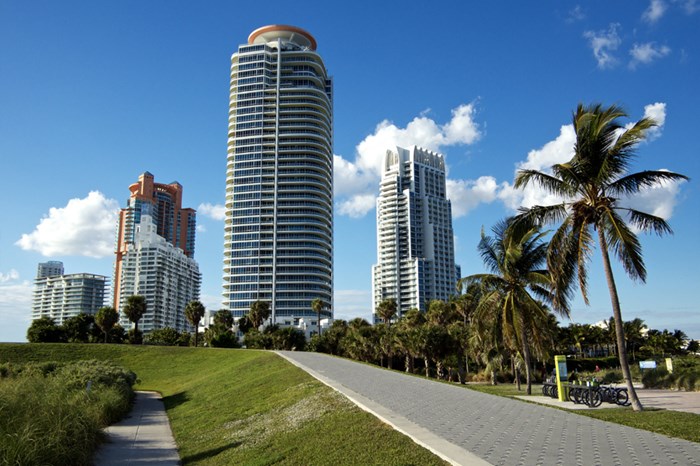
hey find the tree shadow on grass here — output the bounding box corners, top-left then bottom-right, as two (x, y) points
(181, 441), (242, 464)
(163, 391), (190, 410)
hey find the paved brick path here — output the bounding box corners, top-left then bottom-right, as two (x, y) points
(278, 351), (700, 466)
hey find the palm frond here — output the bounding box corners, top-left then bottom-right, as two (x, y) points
(547, 218), (578, 310)
(514, 170), (569, 196)
(574, 216), (594, 305)
(621, 208), (673, 236)
(606, 170), (688, 197)
(514, 204), (569, 228)
(600, 208), (647, 282)
(477, 231), (501, 274)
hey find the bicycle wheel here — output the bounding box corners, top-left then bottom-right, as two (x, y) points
(616, 388), (630, 406)
(571, 387), (582, 404)
(589, 390), (603, 407)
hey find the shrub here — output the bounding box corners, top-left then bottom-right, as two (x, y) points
(144, 327), (182, 346)
(128, 328), (143, 344)
(600, 369), (623, 384)
(26, 317), (65, 343)
(0, 360), (137, 465)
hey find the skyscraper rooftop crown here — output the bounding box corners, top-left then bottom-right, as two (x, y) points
(248, 25), (317, 50)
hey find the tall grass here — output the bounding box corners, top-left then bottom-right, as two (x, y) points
(0, 360), (136, 466)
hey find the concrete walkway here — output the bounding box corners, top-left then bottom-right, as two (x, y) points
(520, 388), (700, 414)
(278, 351), (700, 466)
(94, 391), (180, 466)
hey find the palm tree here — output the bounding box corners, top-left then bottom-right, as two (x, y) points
(185, 300), (206, 347)
(453, 282), (481, 325)
(248, 300), (270, 329)
(623, 318), (647, 361)
(396, 309), (425, 373)
(569, 323), (589, 358)
(376, 298), (398, 325)
(311, 298), (325, 335)
(464, 219), (569, 394)
(123, 295), (147, 343)
(95, 306), (119, 343)
(514, 103), (688, 410)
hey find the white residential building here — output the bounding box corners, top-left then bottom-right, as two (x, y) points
(222, 25), (333, 332)
(32, 272), (107, 324)
(116, 215), (201, 333)
(372, 146), (460, 319)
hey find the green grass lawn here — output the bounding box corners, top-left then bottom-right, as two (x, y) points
(0, 344), (447, 465)
(465, 382), (700, 443)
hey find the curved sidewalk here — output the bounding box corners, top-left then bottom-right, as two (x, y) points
(277, 351), (700, 466)
(94, 391), (180, 466)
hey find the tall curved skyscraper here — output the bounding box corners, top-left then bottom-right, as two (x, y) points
(223, 25), (333, 330)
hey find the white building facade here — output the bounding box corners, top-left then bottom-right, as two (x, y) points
(116, 215), (201, 333)
(32, 273), (107, 324)
(372, 146), (460, 319)
(222, 25), (333, 331)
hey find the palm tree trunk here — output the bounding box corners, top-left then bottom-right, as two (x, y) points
(520, 316), (533, 395)
(424, 357), (430, 377)
(405, 354), (411, 373)
(598, 231), (643, 411)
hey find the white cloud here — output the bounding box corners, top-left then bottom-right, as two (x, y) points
(335, 103), (482, 218)
(567, 5), (586, 22)
(584, 23), (622, 69)
(641, 102), (667, 141)
(199, 293), (223, 312)
(629, 42), (671, 68)
(16, 191), (119, 258)
(338, 194), (377, 218)
(333, 289), (372, 322)
(446, 177), (502, 218)
(0, 272), (33, 342)
(678, 0), (699, 14)
(643, 0), (667, 23)
(198, 203), (226, 221)
(196, 224), (207, 233)
(518, 125), (577, 172)
(0, 269), (20, 282)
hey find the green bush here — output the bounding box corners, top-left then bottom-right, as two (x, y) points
(600, 369), (623, 384)
(0, 360), (137, 465)
(567, 356), (619, 372)
(144, 327), (187, 346)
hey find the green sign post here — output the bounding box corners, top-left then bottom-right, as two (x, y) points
(554, 355), (568, 401)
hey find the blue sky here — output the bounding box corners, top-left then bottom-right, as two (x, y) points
(1, 1), (698, 342)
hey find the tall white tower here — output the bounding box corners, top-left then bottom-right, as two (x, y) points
(372, 146), (460, 319)
(222, 25), (333, 329)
